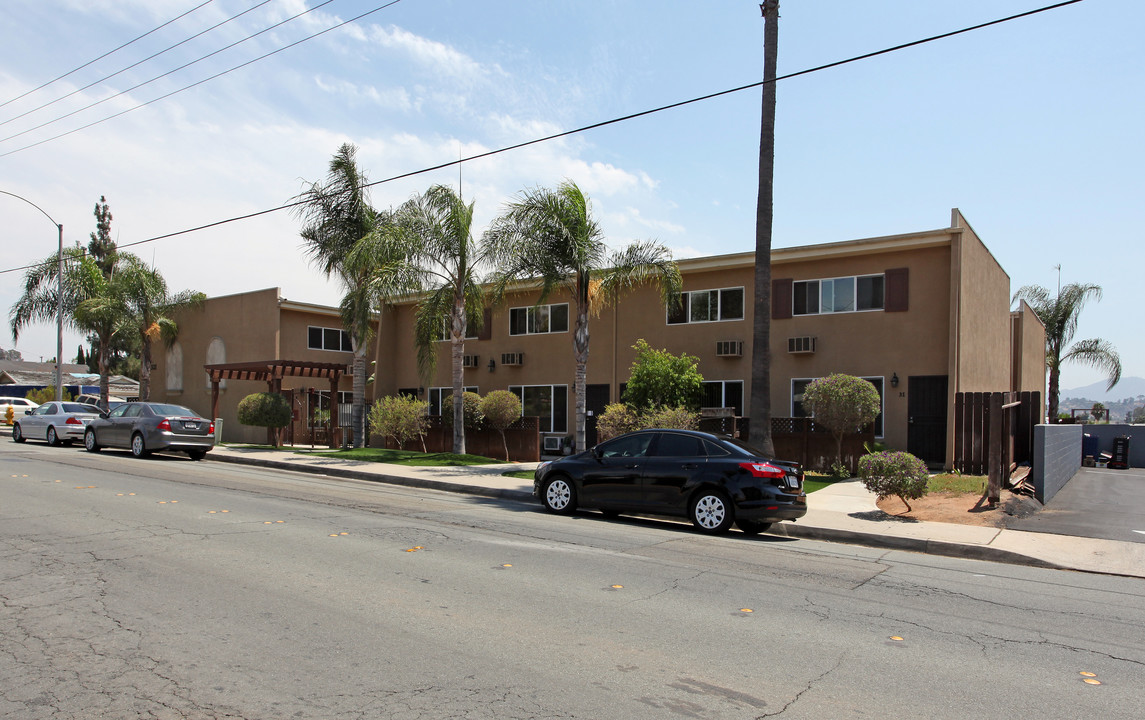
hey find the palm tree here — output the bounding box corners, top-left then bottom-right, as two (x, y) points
(485, 180), (682, 453)
(293, 143), (379, 448)
(116, 256), (206, 400)
(386, 184), (487, 455)
(1013, 282), (1121, 420)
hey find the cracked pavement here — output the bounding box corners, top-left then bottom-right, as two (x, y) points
(3, 443), (1144, 718)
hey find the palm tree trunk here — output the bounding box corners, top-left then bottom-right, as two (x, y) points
(1047, 365), (1060, 421)
(352, 349), (366, 447)
(139, 335), (152, 401)
(573, 303), (590, 453)
(451, 302), (466, 455)
(98, 334), (110, 412)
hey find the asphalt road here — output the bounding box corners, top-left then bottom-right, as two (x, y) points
(3, 441), (1144, 719)
(1009, 467), (1145, 543)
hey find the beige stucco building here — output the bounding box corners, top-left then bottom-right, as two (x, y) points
(155, 209), (1044, 467)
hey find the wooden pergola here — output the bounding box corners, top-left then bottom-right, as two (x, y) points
(204, 360), (350, 447)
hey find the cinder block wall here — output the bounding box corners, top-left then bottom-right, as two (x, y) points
(1032, 424), (1082, 503)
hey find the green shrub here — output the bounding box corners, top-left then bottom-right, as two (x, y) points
(479, 390), (523, 461)
(621, 339), (703, 411)
(25, 387), (74, 405)
(368, 394), (431, 452)
(441, 391), (484, 430)
(596, 403), (641, 442)
(237, 393), (292, 448)
(802, 374), (881, 468)
(858, 451), (929, 512)
(641, 405), (700, 432)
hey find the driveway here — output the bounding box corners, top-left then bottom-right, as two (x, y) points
(1009, 466), (1145, 543)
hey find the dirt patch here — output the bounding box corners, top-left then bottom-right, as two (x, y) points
(875, 491), (1043, 528)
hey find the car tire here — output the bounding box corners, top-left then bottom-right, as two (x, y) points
(130, 433), (149, 458)
(12, 424), (25, 443)
(689, 489), (734, 534)
(47, 427), (60, 446)
(84, 429), (100, 453)
(736, 519), (772, 536)
(187, 450), (205, 461)
(542, 476), (577, 515)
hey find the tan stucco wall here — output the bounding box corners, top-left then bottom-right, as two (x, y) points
(1012, 300), (1047, 416)
(949, 209), (1012, 393)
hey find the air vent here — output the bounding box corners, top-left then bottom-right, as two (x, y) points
(787, 336), (816, 354)
(543, 436), (562, 452)
(716, 340), (743, 357)
(501, 352), (524, 366)
(462, 354), (480, 368)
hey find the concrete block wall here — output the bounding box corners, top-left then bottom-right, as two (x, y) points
(1032, 424), (1082, 504)
(1079, 424), (1144, 468)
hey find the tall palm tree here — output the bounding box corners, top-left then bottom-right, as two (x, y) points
(485, 180), (682, 453)
(293, 143), (379, 448)
(116, 255), (205, 400)
(1013, 282), (1121, 420)
(387, 184), (487, 455)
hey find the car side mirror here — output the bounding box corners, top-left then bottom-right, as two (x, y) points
(100, 411), (110, 419)
(24, 409), (32, 415)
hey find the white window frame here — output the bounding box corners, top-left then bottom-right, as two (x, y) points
(435, 318), (479, 342)
(509, 303), (569, 336)
(667, 287), (745, 324)
(428, 386), (479, 417)
(701, 380), (744, 415)
(509, 384), (568, 433)
(792, 274), (885, 316)
(307, 325), (353, 352)
(791, 376), (884, 438)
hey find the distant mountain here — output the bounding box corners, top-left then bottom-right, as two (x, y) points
(1061, 376), (1145, 404)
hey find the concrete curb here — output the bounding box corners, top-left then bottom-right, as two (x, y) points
(206, 452), (1068, 572)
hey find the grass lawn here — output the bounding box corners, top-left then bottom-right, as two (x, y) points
(502, 470), (536, 480)
(927, 473), (987, 494)
(295, 447), (505, 466)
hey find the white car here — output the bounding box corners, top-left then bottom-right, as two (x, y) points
(1, 396), (40, 423)
(12, 401), (103, 446)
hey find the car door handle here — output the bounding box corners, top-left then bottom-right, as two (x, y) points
(681, 463), (698, 470)
(624, 463), (640, 469)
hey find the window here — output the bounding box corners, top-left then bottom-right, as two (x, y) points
(597, 433), (651, 458)
(308, 390), (353, 427)
(509, 303), (569, 335)
(428, 387), (478, 417)
(509, 385), (568, 433)
(792, 376), (884, 437)
(701, 380), (744, 416)
(651, 432), (706, 457)
(667, 287), (745, 324)
(307, 325), (353, 352)
(793, 275), (884, 315)
(435, 319), (479, 342)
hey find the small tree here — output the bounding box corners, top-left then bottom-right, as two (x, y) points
(237, 392), (292, 447)
(596, 403), (641, 443)
(480, 390), (522, 461)
(1090, 402), (1107, 423)
(801, 374), (881, 473)
(858, 451), (929, 512)
(368, 394), (432, 452)
(441, 391), (484, 430)
(621, 339), (703, 411)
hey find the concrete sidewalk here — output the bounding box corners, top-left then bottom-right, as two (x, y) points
(205, 444), (1145, 579)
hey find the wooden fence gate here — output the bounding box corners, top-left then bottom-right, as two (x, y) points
(954, 391), (1040, 501)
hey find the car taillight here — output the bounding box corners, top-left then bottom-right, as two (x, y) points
(66, 416), (83, 425)
(157, 419), (171, 431)
(739, 462), (786, 479)
(208, 421), (215, 434)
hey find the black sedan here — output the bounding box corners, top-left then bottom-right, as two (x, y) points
(533, 429), (806, 534)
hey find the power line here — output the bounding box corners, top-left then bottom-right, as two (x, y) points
(0, 0), (217, 110)
(0, 0), (278, 129)
(0, 0), (343, 146)
(0, 0), (1086, 277)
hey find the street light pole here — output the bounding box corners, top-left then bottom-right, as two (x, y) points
(1, 190), (66, 402)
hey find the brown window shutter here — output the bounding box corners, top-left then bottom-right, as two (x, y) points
(771, 278), (793, 319)
(477, 308), (493, 341)
(885, 268), (909, 312)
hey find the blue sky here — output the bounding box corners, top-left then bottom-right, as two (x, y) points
(1, 0), (1140, 396)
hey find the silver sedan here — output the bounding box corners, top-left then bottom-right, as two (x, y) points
(12, 401), (102, 446)
(84, 402), (215, 460)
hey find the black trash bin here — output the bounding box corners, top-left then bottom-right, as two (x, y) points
(1109, 435), (1130, 470)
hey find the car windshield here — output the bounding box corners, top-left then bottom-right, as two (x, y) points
(148, 404), (197, 417)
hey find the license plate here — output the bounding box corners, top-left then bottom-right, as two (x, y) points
(183, 422), (199, 430)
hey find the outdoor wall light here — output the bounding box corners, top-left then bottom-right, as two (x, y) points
(488, 358), (496, 372)
(891, 373), (899, 388)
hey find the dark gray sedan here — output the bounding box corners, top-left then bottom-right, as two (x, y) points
(12, 401), (102, 446)
(84, 402), (215, 460)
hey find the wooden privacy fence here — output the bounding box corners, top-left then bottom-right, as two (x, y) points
(954, 391), (1040, 504)
(734, 417), (874, 473)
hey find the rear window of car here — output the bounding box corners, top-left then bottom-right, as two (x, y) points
(650, 433), (707, 457)
(61, 403), (97, 413)
(147, 404), (196, 416)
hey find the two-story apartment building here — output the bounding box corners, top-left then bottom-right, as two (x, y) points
(155, 209), (1045, 467)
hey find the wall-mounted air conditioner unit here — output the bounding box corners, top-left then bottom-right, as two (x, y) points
(787, 336), (816, 354)
(462, 354), (480, 368)
(716, 340), (743, 357)
(501, 352), (524, 366)
(543, 436), (562, 452)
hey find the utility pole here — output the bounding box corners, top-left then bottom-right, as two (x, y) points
(748, 0), (779, 456)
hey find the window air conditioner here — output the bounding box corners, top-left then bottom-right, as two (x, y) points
(501, 352), (524, 366)
(787, 336), (817, 354)
(543, 436), (562, 452)
(715, 340), (743, 357)
(462, 354), (480, 368)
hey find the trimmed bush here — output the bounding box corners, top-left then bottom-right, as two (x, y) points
(368, 394), (431, 452)
(479, 390), (522, 461)
(642, 405), (700, 432)
(802, 374), (882, 469)
(237, 392), (292, 447)
(858, 451), (929, 512)
(25, 387), (74, 405)
(596, 403), (640, 442)
(441, 391), (484, 430)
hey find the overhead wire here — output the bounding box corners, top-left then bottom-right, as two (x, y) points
(0, 0), (217, 110)
(0, 0), (279, 129)
(0, 0), (1085, 277)
(0, 0), (345, 146)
